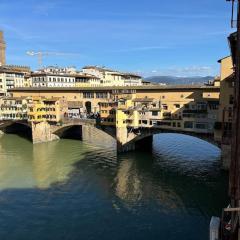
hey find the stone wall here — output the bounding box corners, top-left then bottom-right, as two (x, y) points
(82, 125), (116, 148)
(32, 122), (59, 144)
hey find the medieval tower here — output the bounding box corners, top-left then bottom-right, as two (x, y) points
(0, 31), (6, 66)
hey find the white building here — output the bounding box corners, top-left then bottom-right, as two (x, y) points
(0, 65), (30, 96)
(82, 66), (142, 86)
(32, 66), (76, 88)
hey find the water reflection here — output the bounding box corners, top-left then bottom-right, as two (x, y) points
(0, 135), (93, 189)
(0, 133), (228, 240)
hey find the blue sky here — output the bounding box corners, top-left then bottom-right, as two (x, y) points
(0, 0), (234, 77)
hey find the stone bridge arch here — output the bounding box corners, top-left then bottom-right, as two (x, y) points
(116, 127), (219, 153)
(0, 120), (32, 140)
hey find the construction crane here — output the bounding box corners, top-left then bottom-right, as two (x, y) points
(26, 51), (78, 69)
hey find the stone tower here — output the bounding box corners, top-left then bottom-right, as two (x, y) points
(0, 31), (6, 66)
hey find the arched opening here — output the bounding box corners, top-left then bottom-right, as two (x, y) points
(85, 101), (92, 114)
(3, 123), (32, 141)
(54, 125), (82, 140)
(132, 132), (220, 153)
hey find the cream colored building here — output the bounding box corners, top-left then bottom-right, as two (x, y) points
(82, 66), (142, 86)
(75, 73), (101, 87)
(0, 65), (31, 95)
(0, 97), (29, 120)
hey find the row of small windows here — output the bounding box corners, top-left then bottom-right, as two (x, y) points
(138, 120), (208, 129)
(33, 77), (74, 83)
(83, 92), (108, 99)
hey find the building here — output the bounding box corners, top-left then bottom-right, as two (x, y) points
(0, 65), (31, 95)
(115, 92), (218, 134)
(0, 31), (6, 66)
(75, 73), (101, 87)
(9, 85), (220, 135)
(82, 66), (142, 86)
(99, 101), (117, 126)
(27, 97), (68, 123)
(32, 67), (76, 88)
(67, 101), (84, 119)
(0, 97), (29, 120)
(214, 56), (234, 143)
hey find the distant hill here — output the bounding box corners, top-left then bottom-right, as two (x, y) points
(145, 76), (214, 85)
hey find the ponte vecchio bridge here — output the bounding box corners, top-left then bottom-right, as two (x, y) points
(0, 85), (224, 155)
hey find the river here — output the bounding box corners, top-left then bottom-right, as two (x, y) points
(0, 133), (228, 240)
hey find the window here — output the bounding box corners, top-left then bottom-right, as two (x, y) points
(83, 92), (94, 98)
(228, 107), (233, 118)
(174, 104), (180, 108)
(172, 122), (176, 127)
(197, 102), (207, 110)
(177, 122), (181, 128)
(184, 121), (193, 129)
(96, 92), (108, 98)
(162, 104), (168, 110)
(152, 111), (158, 116)
(195, 122), (207, 129)
(229, 95), (234, 105)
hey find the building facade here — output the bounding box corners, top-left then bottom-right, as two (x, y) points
(8, 85), (220, 137)
(82, 66), (142, 86)
(0, 65), (31, 96)
(75, 74), (101, 87)
(214, 56), (234, 144)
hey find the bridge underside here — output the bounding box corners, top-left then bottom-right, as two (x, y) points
(53, 125), (83, 140)
(116, 127), (218, 153)
(0, 121), (32, 141)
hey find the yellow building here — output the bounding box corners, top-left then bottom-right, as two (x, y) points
(99, 101), (117, 126)
(27, 97), (68, 123)
(115, 89), (219, 134)
(215, 56), (234, 143)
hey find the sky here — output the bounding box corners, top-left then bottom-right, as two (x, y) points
(0, 0), (235, 77)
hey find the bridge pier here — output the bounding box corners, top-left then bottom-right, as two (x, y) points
(116, 127), (153, 153)
(31, 122), (59, 144)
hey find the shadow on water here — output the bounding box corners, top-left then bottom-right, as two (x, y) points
(0, 133), (229, 240)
